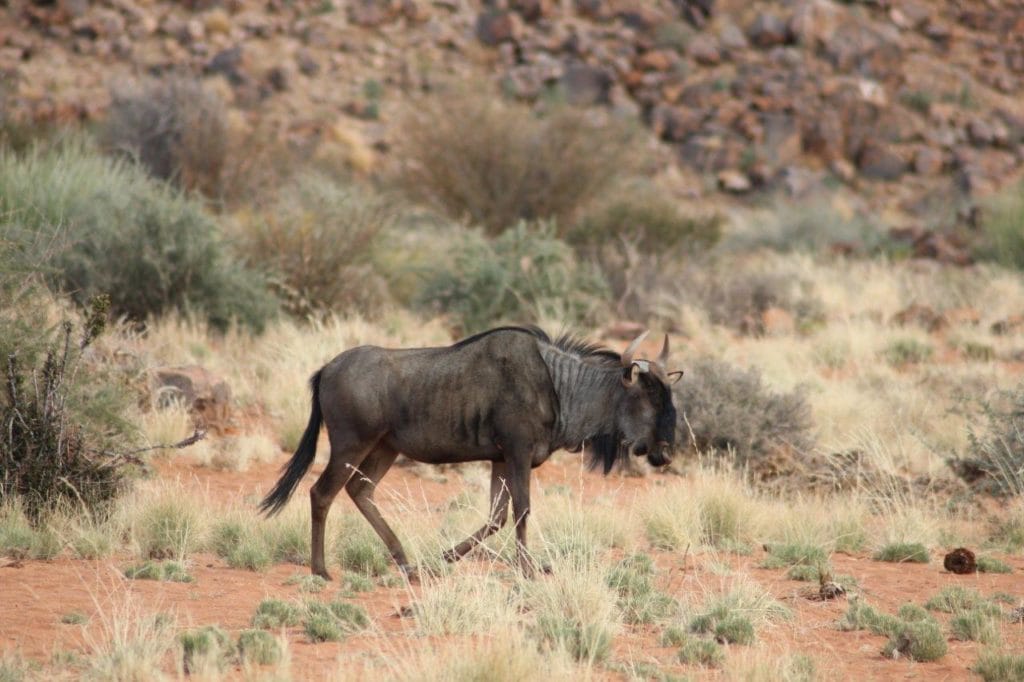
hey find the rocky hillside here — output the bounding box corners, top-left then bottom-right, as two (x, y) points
(3, 0), (1024, 227)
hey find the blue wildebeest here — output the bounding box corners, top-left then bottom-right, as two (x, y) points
(260, 326), (680, 579)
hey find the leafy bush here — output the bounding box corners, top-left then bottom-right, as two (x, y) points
(535, 616), (613, 663)
(103, 76), (227, 198)
(134, 496), (202, 561)
(951, 609), (1001, 644)
(395, 89), (639, 234)
(285, 573), (329, 593)
(949, 384), (1024, 496)
(977, 556), (1013, 574)
(761, 543), (829, 569)
(924, 586), (1001, 616)
(235, 172), (394, 318)
(837, 599), (903, 637)
(606, 554), (676, 625)
(417, 221), (608, 334)
(674, 358), (814, 469)
(873, 542), (929, 563)
(209, 519), (271, 571)
(1, 294), (134, 523)
(0, 503), (61, 559)
(303, 600), (369, 642)
(0, 141), (276, 331)
(335, 515), (391, 577)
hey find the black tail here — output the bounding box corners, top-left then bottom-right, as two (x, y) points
(260, 370), (324, 516)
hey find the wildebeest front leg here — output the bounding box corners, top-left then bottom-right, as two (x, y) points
(507, 452), (540, 577)
(443, 461), (510, 563)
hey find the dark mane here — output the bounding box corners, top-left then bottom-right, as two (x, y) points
(452, 327), (621, 365)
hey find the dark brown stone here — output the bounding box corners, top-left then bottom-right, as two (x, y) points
(475, 10), (522, 46)
(943, 548), (977, 575)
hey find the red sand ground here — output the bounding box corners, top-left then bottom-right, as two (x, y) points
(2, 455), (1022, 680)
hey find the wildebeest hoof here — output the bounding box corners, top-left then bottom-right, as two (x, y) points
(312, 568), (332, 581)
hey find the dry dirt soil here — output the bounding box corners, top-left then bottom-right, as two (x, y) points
(4, 452), (1024, 681)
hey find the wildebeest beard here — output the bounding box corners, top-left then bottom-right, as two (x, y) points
(584, 383), (678, 474)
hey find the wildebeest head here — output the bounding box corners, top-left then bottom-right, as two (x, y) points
(613, 331), (681, 468)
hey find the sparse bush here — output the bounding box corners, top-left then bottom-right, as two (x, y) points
(881, 619), (948, 662)
(924, 586), (1001, 616)
(762, 543), (829, 569)
(286, 574), (328, 593)
(61, 612), (88, 625)
(122, 560), (193, 583)
(133, 495), (203, 560)
(883, 338), (934, 366)
(524, 563), (619, 664)
(0, 504), (61, 559)
(674, 358), (814, 469)
(340, 573), (375, 594)
(1, 295), (133, 523)
(973, 650), (1024, 681)
(715, 614), (756, 645)
(235, 172), (394, 318)
(678, 637), (725, 667)
(0, 141), (276, 331)
(266, 514), (310, 565)
(951, 609), (1001, 644)
(178, 625), (232, 674)
(103, 76), (227, 198)
(731, 197), (889, 256)
(303, 600), (369, 642)
(252, 598), (302, 629)
(977, 181), (1024, 270)
(606, 554), (676, 625)
(950, 384), (1024, 496)
(210, 519), (272, 571)
(836, 599), (902, 637)
(535, 616), (613, 663)
(873, 542), (929, 563)
(896, 603), (934, 623)
(417, 221), (608, 334)
(237, 629), (282, 666)
(395, 89), (639, 235)
(568, 184), (722, 254)
(977, 556), (1013, 574)
(661, 625), (688, 647)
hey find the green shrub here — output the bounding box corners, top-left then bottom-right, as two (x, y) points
(973, 650), (1024, 682)
(266, 516), (310, 565)
(881, 619), (947, 662)
(103, 76), (227, 198)
(924, 586), (1001, 616)
(0, 505), (61, 559)
(951, 609), (1001, 644)
(714, 614), (755, 645)
(60, 612), (88, 625)
(873, 543), (929, 563)
(335, 518), (391, 577)
(252, 598), (302, 629)
(896, 603), (934, 623)
(836, 599), (902, 637)
(976, 182), (1024, 270)
(418, 221), (608, 334)
(0, 141), (276, 331)
(302, 600), (370, 642)
(395, 89), (639, 235)
(340, 573), (375, 593)
(674, 358), (814, 469)
(762, 543), (829, 569)
(285, 573), (328, 593)
(977, 556), (1013, 574)
(178, 625), (232, 673)
(236, 629), (281, 666)
(535, 615), (612, 663)
(235, 172), (394, 318)
(606, 555), (676, 625)
(210, 520), (272, 571)
(678, 637), (724, 667)
(134, 497), (202, 561)
(122, 560), (193, 583)
(884, 339), (934, 366)
(0, 296), (133, 523)
(660, 625), (688, 647)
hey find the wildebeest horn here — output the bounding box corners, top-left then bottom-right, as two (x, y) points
(658, 335), (670, 367)
(621, 331), (649, 368)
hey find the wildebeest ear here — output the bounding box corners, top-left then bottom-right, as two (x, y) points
(667, 370), (684, 384)
(621, 363), (640, 387)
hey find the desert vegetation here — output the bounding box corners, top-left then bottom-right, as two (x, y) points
(3, 12), (1024, 679)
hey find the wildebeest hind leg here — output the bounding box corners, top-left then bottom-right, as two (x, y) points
(345, 446), (412, 577)
(309, 437), (378, 580)
(443, 461), (510, 563)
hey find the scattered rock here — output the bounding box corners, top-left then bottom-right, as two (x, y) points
(819, 581), (846, 600)
(943, 547), (977, 575)
(747, 12), (789, 48)
(561, 62), (612, 105)
(151, 365), (232, 427)
(687, 35), (720, 65)
(857, 142), (905, 180)
(349, 0), (402, 27)
(476, 10), (522, 46)
(912, 147), (944, 176)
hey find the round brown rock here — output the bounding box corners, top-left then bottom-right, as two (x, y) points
(943, 547), (977, 574)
